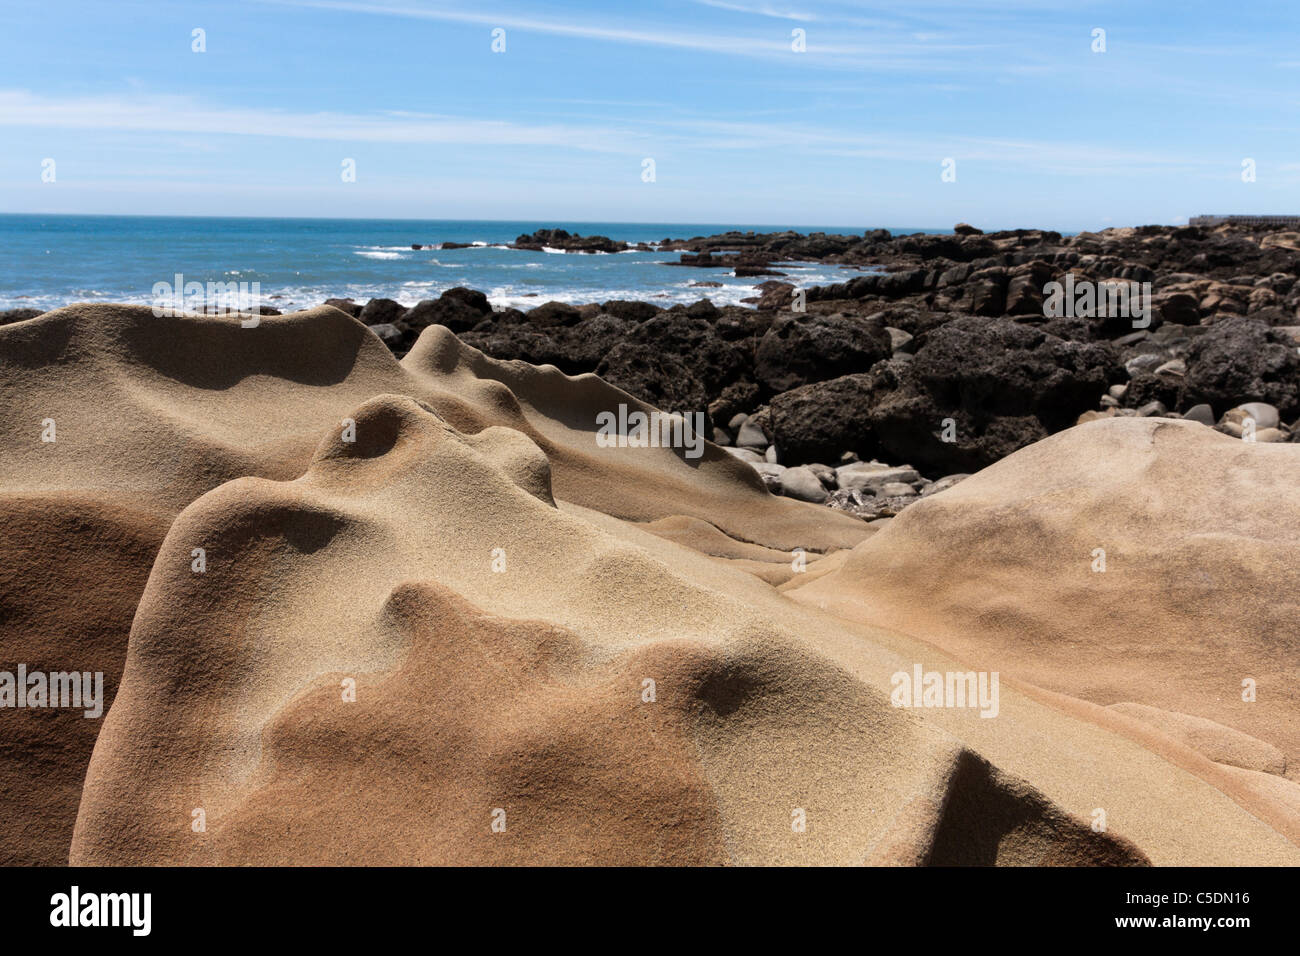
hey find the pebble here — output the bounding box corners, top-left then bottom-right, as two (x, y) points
(886, 327), (914, 353)
(921, 474), (970, 497)
(836, 460), (893, 475)
(1236, 402), (1280, 430)
(1153, 359), (1186, 380)
(806, 463), (837, 489)
(751, 462), (786, 491)
(1183, 403), (1215, 426)
(1125, 354), (1163, 376)
(779, 466), (830, 503)
(736, 421), (769, 449)
(837, 465), (922, 492)
(737, 449), (967, 521)
(826, 488), (903, 519)
(879, 481), (918, 497)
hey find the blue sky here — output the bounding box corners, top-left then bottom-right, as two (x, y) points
(1, 0), (1298, 229)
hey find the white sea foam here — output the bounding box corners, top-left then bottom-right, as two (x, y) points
(484, 283), (753, 311)
(5, 281), (772, 314)
(2, 260), (884, 315)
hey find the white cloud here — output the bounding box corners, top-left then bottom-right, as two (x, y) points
(0, 89), (1250, 178)
(694, 0), (816, 21)
(0, 89), (642, 152)
(255, 0), (993, 67)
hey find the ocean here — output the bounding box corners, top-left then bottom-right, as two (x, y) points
(0, 215), (943, 313)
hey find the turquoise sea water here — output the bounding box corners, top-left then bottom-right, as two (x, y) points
(0, 215), (944, 312)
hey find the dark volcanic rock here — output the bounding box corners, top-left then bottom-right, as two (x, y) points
(754, 312), (892, 394)
(595, 344), (709, 414)
(1183, 315), (1300, 418)
(525, 300), (583, 328)
(1123, 371), (1184, 412)
(440, 286), (491, 313)
(1154, 291), (1200, 326)
(769, 316), (1122, 474)
(808, 268), (929, 301)
(683, 298), (719, 320)
(594, 312), (748, 413)
(0, 308), (43, 325)
(1003, 261), (1054, 317)
(632, 312), (749, 391)
(708, 380), (761, 429)
(906, 316), (1124, 431)
(863, 318), (1122, 474)
(554, 315), (639, 369)
(462, 313), (636, 374)
(358, 298), (407, 326)
(601, 300), (660, 322)
(511, 229), (628, 254)
(948, 267), (1007, 316)
(746, 281), (796, 310)
(404, 287), (493, 334)
(1039, 315), (1097, 342)
(712, 305), (776, 341)
(465, 302), (745, 407)
(323, 298), (363, 318)
(768, 373), (883, 464)
(305, 219), (1300, 489)
(367, 322), (409, 352)
(459, 327), (571, 370)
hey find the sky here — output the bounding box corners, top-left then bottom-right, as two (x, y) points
(1, 0), (1298, 230)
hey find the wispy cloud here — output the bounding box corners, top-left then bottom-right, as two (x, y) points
(0, 89), (642, 152)
(694, 0), (815, 21)
(255, 0), (994, 68)
(260, 0), (792, 56)
(0, 88), (1231, 178)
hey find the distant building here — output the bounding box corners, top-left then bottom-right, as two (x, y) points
(1189, 214), (1300, 227)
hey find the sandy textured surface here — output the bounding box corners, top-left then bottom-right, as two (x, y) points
(0, 305), (1295, 865)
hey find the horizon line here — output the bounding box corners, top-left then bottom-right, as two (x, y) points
(0, 210), (1176, 233)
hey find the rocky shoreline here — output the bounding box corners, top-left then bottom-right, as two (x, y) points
(5, 220), (1297, 522)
